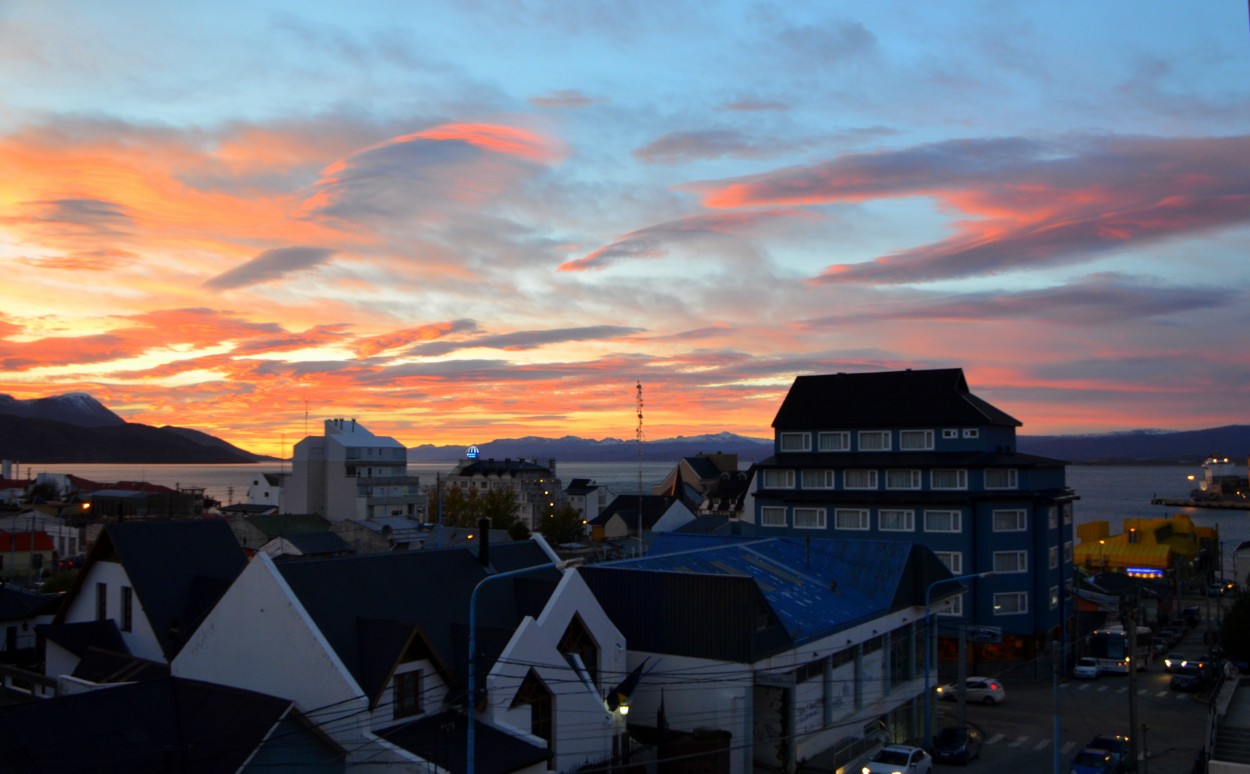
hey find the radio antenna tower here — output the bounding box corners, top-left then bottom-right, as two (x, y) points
(636, 381), (644, 555)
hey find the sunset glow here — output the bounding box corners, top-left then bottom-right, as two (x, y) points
(2, 3), (1249, 458)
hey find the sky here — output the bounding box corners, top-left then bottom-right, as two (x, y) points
(2, 2), (1249, 457)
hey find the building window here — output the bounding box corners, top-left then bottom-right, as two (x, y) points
(1064, 541), (1073, 563)
(779, 432), (811, 452)
(844, 469), (877, 490)
(858, 430), (891, 451)
(801, 469), (835, 489)
(993, 551), (1028, 574)
(962, 428), (980, 438)
(993, 509), (1027, 532)
(900, 430), (934, 450)
(934, 551), (963, 574)
(1049, 546), (1059, 569)
(393, 670), (422, 719)
(818, 431), (850, 451)
(931, 469), (968, 490)
(762, 469), (795, 489)
(993, 592), (1028, 615)
(879, 509), (915, 532)
(794, 508), (827, 529)
(121, 586), (133, 632)
(1048, 507), (1058, 529)
(1063, 504), (1073, 525)
(511, 669), (553, 750)
(1049, 586), (1060, 610)
(96, 582), (107, 621)
(984, 469), (1018, 489)
(834, 509), (869, 530)
(558, 615), (600, 687)
(760, 507), (787, 527)
(885, 469), (921, 490)
(938, 593), (964, 617)
(942, 429), (959, 439)
(924, 510), (962, 532)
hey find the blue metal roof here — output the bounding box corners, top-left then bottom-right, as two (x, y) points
(612, 534), (917, 645)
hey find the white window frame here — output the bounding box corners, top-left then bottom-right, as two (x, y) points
(885, 469), (921, 490)
(934, 551), (963, 574)
(924, 510), (962, 533)
(760, 506), (787, 527)
(937, 591), (964, 617)
(962, 428), (980, 438)
(779, 432), (811, 452)
(794, 508), (827, 530)
(1048, 507), (1058, 529)
(762, 469), (795, 489)
(878, 509), (915, 532)
(992, 550), (1028, 574)
(899, 429), (934, 450)
(1063, 504), (1073, 525)
(1049, 546), (1059, 569)
(834, 508), (869, 531)
(1050, 586), (1060, 610)
(984, 468), (1018, 490)
(801, 469), (835, 490)
(844, 469), (878, 490)
(858, 430), (891, 451)
(818, 431), (850, 451)
(931, 469), (968, 490)
(992, 509), (1027, 532)
(942, 428), (959, 439)
(1064, 541), (1073, 563)
(993, 592), (1028, 615)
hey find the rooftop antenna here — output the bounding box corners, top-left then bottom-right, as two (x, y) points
(303, 399), (309, 438)
(636, 381), (644, 556)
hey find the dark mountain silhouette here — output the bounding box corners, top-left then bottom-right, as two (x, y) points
(1016, 426), (1250, 464)
(0, 392), (124, 428)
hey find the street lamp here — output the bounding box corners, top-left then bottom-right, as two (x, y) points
(467, 559), (569, 774)
(923, 571), (993, 749)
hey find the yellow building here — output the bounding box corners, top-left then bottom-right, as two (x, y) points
(1074, 513), (1215, 573)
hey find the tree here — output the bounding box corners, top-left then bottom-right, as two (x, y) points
(479, 488), (520, 532)
(539, 502), (584, 545)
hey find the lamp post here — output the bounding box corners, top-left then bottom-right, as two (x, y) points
(467, 559), (566, 774)
(924, 571), (993, 749)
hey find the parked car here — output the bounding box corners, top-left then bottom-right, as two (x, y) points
(1208, 580), (1236, 597)
(931, 726), (983, 764)
(1070, 747), (1116, 774)
(1073, 657), (1103, 679)
(1085, 734), (1135, 772)
(1163, 653), (1188, 673)
(862, 744), (933, 774)
(1171, 662), (1209, 692)
(935, 676), (1006, 705)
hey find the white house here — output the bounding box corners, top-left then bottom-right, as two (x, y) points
(173, 535), (628, 772)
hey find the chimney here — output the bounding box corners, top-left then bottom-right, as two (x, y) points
(477, 517), (491, 567)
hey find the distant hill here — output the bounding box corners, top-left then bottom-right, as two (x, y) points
(0, 393), (274, 464)
(1017, 425), (1250, 464)
(406, 433), (775, 463)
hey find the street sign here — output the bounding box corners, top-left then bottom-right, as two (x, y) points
(965, 625), (1002, 643)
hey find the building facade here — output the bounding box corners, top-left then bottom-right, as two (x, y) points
(284, 418), (425, 522)
(443, 457), (562, 529)
(749, 369), (1076, 661)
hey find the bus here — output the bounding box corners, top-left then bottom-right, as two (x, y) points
(1087, 625), (1152, 673)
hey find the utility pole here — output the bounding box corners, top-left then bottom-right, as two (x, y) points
(635, 381), (643, 557)
(1127, 592), (1140, 768)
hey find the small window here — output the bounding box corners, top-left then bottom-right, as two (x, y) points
(393, 670), (422, 719)
(938, 593), (964, 617)
(96, 582), (107, 622)
(844, 469), (877, 489)
(942, 429), (959, 439)
(993, 550), (1028, 574)
(934, 551), (963, 574)
(762, 469), (795, 489)
(818, 431), (850, 451)
(121, 586), (133, 632)
(1048, 507), (1058, 529)
(993, 592), (1028, 615)
(801, 469), (835, 489)
(899, 430), (934, 450)
(984, 469), (1018, 489)
(924, 510), (962, 533)
(858, 430), (891, 451)
(1064, 541), (1073, 562)
(1049, 546), (1059, 569)
(878, 509), (914, 532)
(885, 469), (921, 490)
(962, 428), (980, 438)
(1049, 586), (1060, 610)
(760, 506), (787, 527)
(834, 509), (869, 530)
(1063, 504), (1073, 525)
(779, 432), (811, 452)
(794, 508), (826, 529)
(993, 509), (1027, 532)
(931, 469), (968, 490)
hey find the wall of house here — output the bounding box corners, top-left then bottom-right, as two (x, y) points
(365, 658), (447, 731)
(651, 503), (695, 533)
(59, 561), (164, 663)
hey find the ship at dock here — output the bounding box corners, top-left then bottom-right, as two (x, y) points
(1152, 453), (1250, 510)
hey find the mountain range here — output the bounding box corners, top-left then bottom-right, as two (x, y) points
(0, 392), (1245, 466)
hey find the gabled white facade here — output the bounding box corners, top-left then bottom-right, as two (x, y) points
(46, 560), (163, 677)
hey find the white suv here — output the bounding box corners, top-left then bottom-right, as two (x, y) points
(862, 745), (933, 774)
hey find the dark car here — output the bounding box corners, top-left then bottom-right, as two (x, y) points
(1071, 747), (1116, 774)
(1171, 662), (1209, 692)
(931, 725), (983, 764)
(1085, 734), (1135, 772)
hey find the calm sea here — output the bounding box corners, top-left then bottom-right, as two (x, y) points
(20, 460), (1248, 578)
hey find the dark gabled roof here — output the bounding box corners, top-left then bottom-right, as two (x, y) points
(0, 676), (337, 773)
(772, 368), (1021, 429)
(580, 535), (954, 662)
(277, 530), (353, 556)
(37, 619), (127, 657)
(0, 586), (61, 621)
(53, 520), (247, 660)
(454, 458), (553, 476)
(671, 515), (732, 534)
(565, 478), (597, 495)
(379, 709), (551, 774)
(276, 540), (559, 704)
(72, 647), (169, 683)
(591, 494), (677, 529)
(244, 512), (331, 538)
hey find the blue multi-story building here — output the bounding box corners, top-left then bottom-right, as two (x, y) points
(749, 368), (1076, 660)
